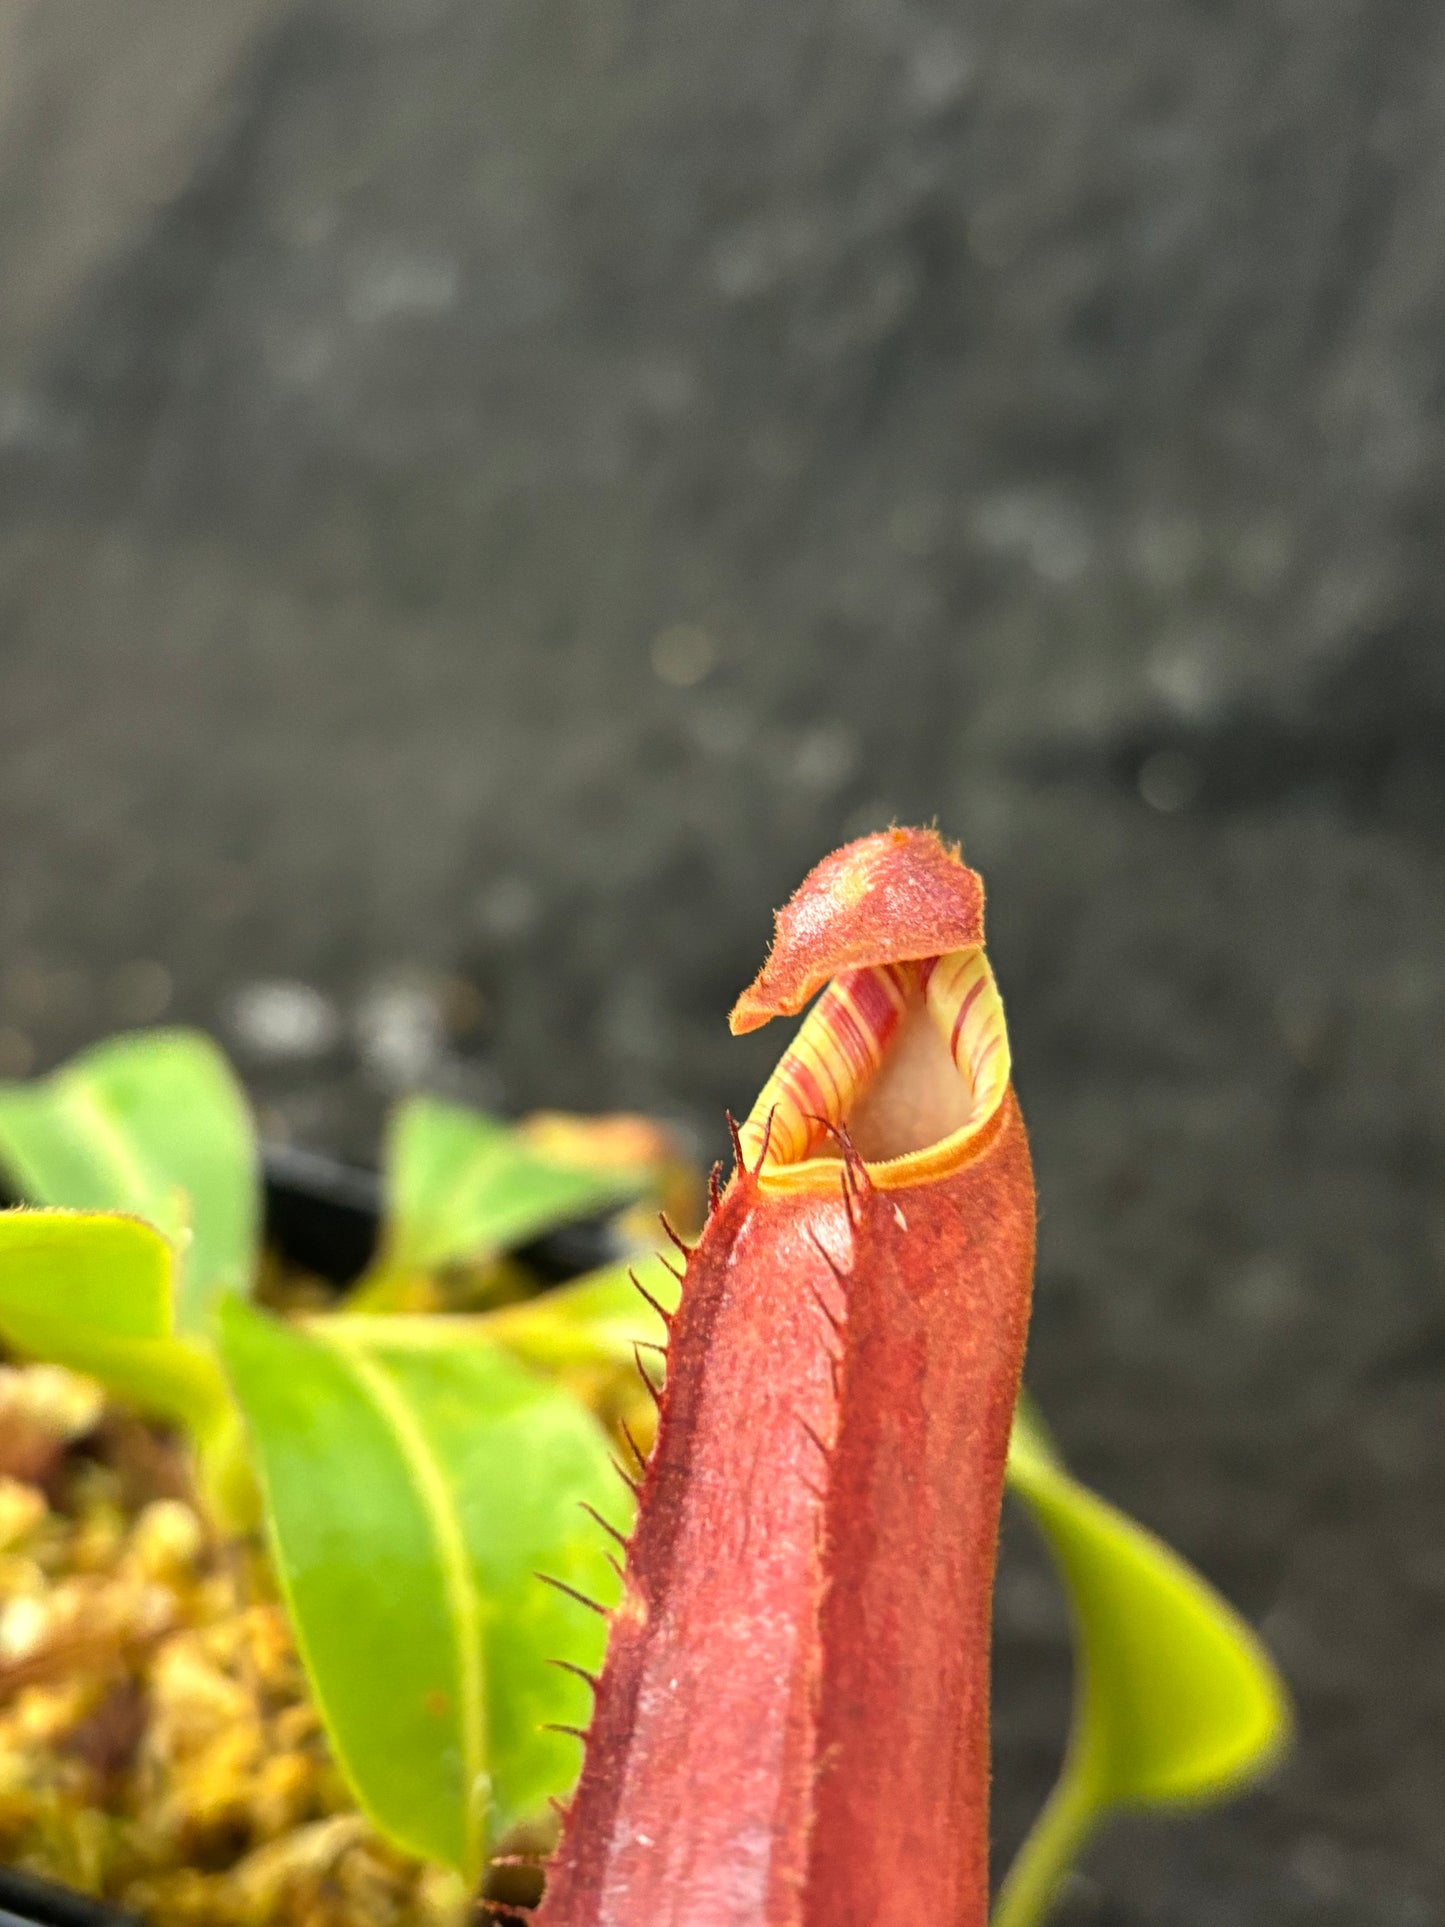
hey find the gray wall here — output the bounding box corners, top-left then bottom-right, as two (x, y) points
(2, 1), (1444, 1918)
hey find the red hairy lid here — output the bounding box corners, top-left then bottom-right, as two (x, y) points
(729, 827), (986, 1034)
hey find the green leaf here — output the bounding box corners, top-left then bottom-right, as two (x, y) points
(381, 1096), (649, 1275)
(0, 1210), (231, 1436)
(994, 1399), (1291, 1927)
(0, 1031), (258, 1332)
(219, 1299), (625, 1878)
(0, 1209), (250, 1524)
(0, 1209), (171, 1341)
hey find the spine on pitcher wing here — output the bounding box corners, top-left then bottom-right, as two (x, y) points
(536, 829), (1036, 1927)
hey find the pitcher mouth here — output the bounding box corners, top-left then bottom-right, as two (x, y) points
(738, 946), (1011, 1195)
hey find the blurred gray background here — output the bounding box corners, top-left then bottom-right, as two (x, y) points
(2, 1), (1444, 1919)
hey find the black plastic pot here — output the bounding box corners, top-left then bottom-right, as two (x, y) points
(2, 1143), (614, 1925)
(259, 1140), (623, 1287)
(0, 1862), (141, 1926)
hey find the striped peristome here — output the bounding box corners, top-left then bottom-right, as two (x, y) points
(738, 945), (1010, 1175)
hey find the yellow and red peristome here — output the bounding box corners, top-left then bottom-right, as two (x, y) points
(537, 829), (1037, 1927)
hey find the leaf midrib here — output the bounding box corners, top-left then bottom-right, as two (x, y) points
(321, 1326), (488, 1874)
(57, 1082), (164, 1215)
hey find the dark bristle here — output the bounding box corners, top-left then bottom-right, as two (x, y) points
(840, 1122), (866, 1168)
(708, 1161), (725, 1212)
(802, 1115), (871, 1225)
(542, 1722), (591, 1742)
(630, 1267), (674, 1327)
(607, 1454), (642, 1499)
(828, 1117), (868, 1180)
(633, 1343), (665, 1411)
(547, 1656), (601, 1694)
(750, 1103), (779, 1176)
(535, 1571), (610, 1618)
(619, 1417), (650, 1473)
(839, 1165), (859, 1229)
(659, 1212), (693, 1258)
(798, 1415), (831, 1461)
(579, 1498), (629, 1549)
(804, 1268), (845, 1336)
(725, 1111), (746, 1170)
(805, 1224), (849, 1287)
